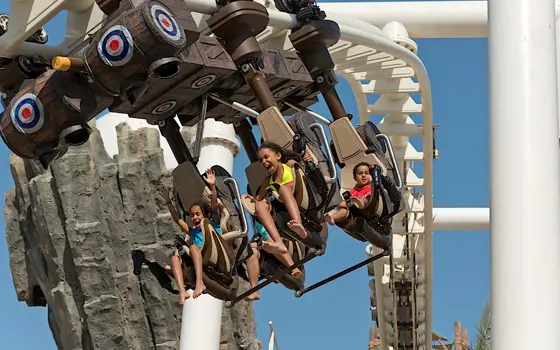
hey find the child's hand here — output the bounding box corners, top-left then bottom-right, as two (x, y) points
(205, 168), (216, 186)
(303, 151), (313, 162)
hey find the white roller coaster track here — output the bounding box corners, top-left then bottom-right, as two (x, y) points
(10, 1), (560, 350)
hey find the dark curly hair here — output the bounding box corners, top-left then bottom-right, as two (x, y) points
(353, 162), (370, 177)
(258, 141), (302, 163)
(188, 200), (212, 217)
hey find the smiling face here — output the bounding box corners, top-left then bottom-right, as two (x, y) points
(188, 205), (206, 229)
(354, 165), (371, 186)
(258, 147), (282, 173)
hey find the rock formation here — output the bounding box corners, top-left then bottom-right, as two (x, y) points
(4, 119), (262, 350)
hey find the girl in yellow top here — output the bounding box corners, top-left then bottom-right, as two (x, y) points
(243, 142), (312, 290)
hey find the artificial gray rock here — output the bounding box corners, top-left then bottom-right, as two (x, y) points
(4, 119), (261, 350)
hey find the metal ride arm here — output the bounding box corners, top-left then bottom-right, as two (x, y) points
(284, 1), (352, 123)
(222, 176), (252, 280)
(206, 0), (278, 111)
(233, 118), (260, 163)
(157, 118), (195, 165)
(225, 248), (321, 308)
(295, 249), (390, 298)
(192, 94), (209, 164)
(309, 122), (337, 183)
(376, 133), (403, 189)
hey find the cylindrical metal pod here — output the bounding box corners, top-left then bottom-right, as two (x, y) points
(0, 69), (103, 162)
(84, 1), (195, 98)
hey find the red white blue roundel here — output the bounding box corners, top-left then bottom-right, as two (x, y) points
(150, 3), (184, 45)
(191, 74), (216, 89)
(152, 101), (177, 114)
(10, 93), (45, 134)
(97, 25), (134, 67)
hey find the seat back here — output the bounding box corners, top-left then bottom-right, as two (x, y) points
(173, 161), (207, 213)
(200, 219), (235, 274)
(285, 237), (306, 263)
(245, 161), (268, 198)
(174, 162), (246, 239)
(329, 118), (388, 193)
(256, 107), (326, 179)
(255, 106), (337, 213)
(287, 112), (342, 212)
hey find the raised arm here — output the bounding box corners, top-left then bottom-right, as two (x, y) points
(204, 168), (219, 212)
(161, 186), (190, 235)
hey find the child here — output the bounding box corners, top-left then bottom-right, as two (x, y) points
(242, 142), (312, 279)
(162, 168), (221, 305)
(244, 220), (274, 301)
(325, 162), (372, 226)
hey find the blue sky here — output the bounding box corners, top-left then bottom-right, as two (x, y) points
(0, 1), (489, 349)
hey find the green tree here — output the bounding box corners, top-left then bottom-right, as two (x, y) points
(470, 300), (491, 350)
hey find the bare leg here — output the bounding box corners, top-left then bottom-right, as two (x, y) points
(262, 238), (302, 277)
(246, 243), (261, 301)
(255, 200), (288, 254)
(325, 201), (350, 225)
(190, 245), (207, 298)
(278, 186), (308, 239)
(171, 255), (190, 305)
(330, 207), (349, 222)
(319, 223), (328, 255)
(255, 200), (301, 277)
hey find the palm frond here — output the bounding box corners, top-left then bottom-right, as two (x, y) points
(470, 299), (491, 350)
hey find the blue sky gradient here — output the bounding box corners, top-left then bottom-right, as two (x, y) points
(0, 1), (489, 349)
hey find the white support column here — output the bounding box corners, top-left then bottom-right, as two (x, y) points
(431, 208), (489, 231)
(489, 0), (560, 349)
(556, 0), (560, 136)
(179, 119), (240, 350)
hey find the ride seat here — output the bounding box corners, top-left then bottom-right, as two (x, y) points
(257, 107), (322, 165)
(172, 161), (246, 277)
(241, 163), (319, 217)
(251, 106), (339, 210)
(174, 218), (235, 277)
(329, 117), (388, 193)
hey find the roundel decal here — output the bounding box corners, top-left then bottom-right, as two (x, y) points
(97, 25), (135, 67)
(10, 93), (45, 134)
(273, 85), (297, 98)
(152, 101), (177, 114)
(191, 74), (216, 89)
(149, 3), (184, 46)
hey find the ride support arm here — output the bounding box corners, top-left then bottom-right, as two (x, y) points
(209, 183), (219, 212)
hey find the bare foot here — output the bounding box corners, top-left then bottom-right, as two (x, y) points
(291, 268), (303, 278)
(325, 213), (335, 226)
(179, 289), (190, 305)
(193, 283), (206, 299)
(288, 220), (308, 239)
(246, 292), (261, 301)
(263, 241), (288, 254)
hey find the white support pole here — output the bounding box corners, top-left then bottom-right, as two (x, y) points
(556, 0), (560, 136)
(320, 1), (490, 38)
(489, 0), (560, 349)
(431, 208), (489, 231)
(179, 119), (240, 350)
(267, 321), (281, 350)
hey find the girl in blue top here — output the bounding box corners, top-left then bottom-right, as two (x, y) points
(163, 168), (221, 305)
